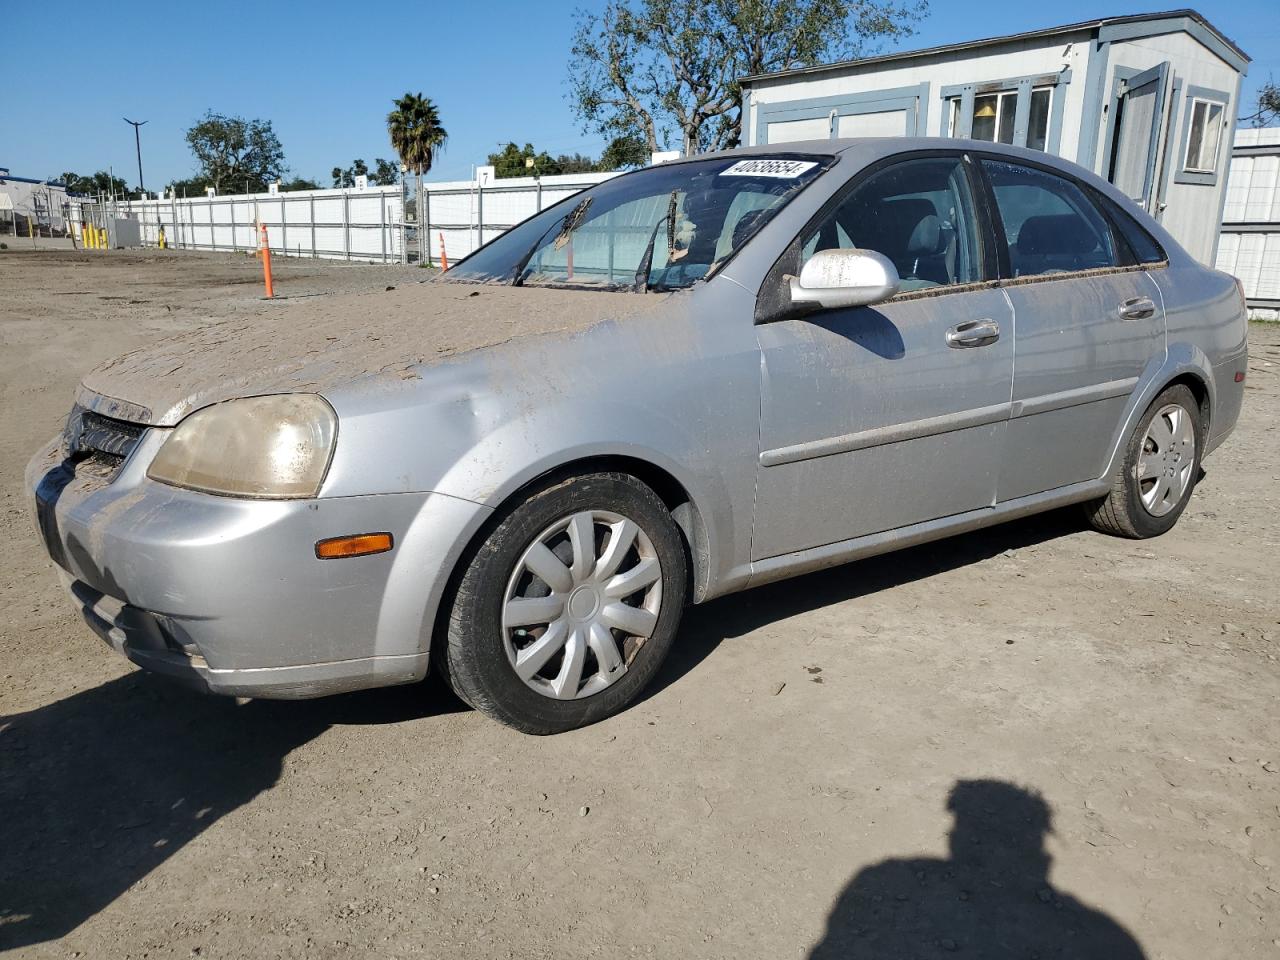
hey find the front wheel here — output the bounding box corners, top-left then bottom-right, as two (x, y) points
(440, 472), (687, 734)
(1083, 384), (1203, 538)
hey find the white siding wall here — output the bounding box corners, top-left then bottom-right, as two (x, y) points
(1217, 128), (1280, 316)
(746, 33), (1091, 143)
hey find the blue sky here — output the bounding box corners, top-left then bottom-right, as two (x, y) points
(3, 1), (1275, 188)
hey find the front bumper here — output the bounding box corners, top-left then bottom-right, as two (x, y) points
(25, 432), (490, 698)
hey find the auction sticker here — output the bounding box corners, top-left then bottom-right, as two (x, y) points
(718, 159), (819, 179)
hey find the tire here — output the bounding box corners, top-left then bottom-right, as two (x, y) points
(1083, 384), (1203, 539)
(440, 472), (687, 734)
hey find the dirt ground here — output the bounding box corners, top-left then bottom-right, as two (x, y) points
(1, 248), (1278, 959)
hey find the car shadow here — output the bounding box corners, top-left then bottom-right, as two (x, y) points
(650, 506), (1085, 700)
(807, 779), (1147, 958)
(0, 670), (462, 951)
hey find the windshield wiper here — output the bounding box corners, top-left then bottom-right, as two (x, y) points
(634, 191), (679, 292)
(512, 196), (594, 286)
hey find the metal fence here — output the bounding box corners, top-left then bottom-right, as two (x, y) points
(1217, 127), (1280, 319)
(417, 171), (620, 265)
(78, 171), (630, 267)
(101, 185), (406, 263)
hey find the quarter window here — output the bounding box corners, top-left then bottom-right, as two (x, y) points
(801, 157), (983, 292)
(982, 160), (1120, 277)
(1183, 98), (1224, 173)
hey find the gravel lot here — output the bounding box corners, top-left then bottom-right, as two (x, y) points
(2, 248), (1278, 959)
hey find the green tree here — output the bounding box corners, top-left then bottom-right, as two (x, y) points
(185, 111), (286, 193)
(59, 170), (130, 197)
(331, 159), (398, 187)
(487, 142), (561, 178)
(388, 93), (447, 183)
(280, 176), (321, 191)
(599, 134), (650, 170)
(168, 175), (214, 197)
(569, 0), (927, 154)
(371, 158), (400, 185)
(555, 152), (600, 175)
(1240, 77), (1280, 128)
(332, 159), (370, 188)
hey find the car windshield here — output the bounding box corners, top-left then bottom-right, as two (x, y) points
(442, 155), (833, 291)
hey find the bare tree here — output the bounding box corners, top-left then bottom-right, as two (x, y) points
(569, 0), (927, 155)
(1240, 78), (1280, 128)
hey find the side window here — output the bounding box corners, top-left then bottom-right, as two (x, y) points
(800, 157), (983, 293)
(982, 160), (1119, 277)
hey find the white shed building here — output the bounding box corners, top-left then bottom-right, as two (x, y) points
(740, 10), (1249, 265)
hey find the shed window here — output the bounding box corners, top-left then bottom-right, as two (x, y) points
(972, 91), (1017, 144)
(949, 86), (1054, 152)
(1027, 89), (1052, 152)
(1183, 98), (1224, 173)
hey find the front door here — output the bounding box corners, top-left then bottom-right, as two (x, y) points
(751, 154), (1014, 561)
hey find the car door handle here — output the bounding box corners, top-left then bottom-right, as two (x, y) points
(1118, 296), (1156, 321)
(946, 318), (1001, 348)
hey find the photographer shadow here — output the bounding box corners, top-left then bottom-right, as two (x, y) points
(809, 780), (1146, 959)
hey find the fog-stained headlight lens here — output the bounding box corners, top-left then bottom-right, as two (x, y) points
(147, 394), (337, 498)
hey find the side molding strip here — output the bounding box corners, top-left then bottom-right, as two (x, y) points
(1010, 377), (1138, 418)
(760, 401), (1011, 467)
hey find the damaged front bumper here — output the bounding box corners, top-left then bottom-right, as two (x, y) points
(24, 431), (489, 699)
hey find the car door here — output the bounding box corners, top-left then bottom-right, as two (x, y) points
(751, 153), (1014, 562)
(978, 157), (1165, 502)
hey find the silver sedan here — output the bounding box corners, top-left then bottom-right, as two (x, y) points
(27, 140), (1248, 732)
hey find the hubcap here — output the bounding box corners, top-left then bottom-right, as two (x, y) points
(1136, 403), (1196, 517)
(502, 510), (663, 700)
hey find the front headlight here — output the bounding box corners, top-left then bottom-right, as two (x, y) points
(147, 394), (337, 499)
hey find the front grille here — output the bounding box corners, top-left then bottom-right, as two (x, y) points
(62, 406), (146, 477)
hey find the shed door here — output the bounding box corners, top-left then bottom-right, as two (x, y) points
(1107, 63), (1170, 210)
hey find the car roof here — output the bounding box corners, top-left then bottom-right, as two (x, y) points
(683, 137), (1075, 163)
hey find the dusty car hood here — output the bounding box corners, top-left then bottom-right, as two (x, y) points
(80, 282), (666, 426)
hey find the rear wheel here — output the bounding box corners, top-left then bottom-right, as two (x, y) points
(440, 472), (687, 734)
(1083, 384), (1203, 538)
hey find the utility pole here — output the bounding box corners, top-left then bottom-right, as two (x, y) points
(123, 118), (147, 196)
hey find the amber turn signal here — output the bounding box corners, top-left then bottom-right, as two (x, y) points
(315, 532), (394, 560)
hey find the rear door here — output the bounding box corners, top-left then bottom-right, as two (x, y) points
(751, 153), (1014, 561)
(979, 157), (1165, 502)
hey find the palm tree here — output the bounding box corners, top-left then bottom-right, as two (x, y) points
(388, 92), (447, 176)
(387, 93), (447, 257)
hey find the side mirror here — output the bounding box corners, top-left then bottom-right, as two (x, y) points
(788, 248), (900, 310)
